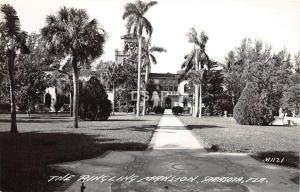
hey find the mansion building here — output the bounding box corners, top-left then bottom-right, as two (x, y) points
(114, 33), (192, 111)
(146, 73), (191, 109)
(43, 33), (193, 112)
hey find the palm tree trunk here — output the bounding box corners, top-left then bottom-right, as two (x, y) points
(7, 51), (17, 133)
(199, 83), (202, 118)
(112, 85), (115, 115)
(198, 54), (202, 118)
(69, 92), (72, 117)
(72, 57), (79, 128)
(194, 48), (199, 117)
(142, 65), (149, 116)
(194, 85), (199, 117)
(136, 36), (142, 117)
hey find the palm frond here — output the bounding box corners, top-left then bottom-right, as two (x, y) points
(141, 17), (153, 36)
(181, 50), (195, 71)
(149, 54), (157, 64)
(142, 1), (158, 14)
(199, 31), (208, 49)
(0, 4), (21, 37)
(187, 27), (200, 46)
(16, 31), (29, 54)
(149, 46), (166, 53)
(125, 15), (138, 34)
(41, 6), (106, 66)
(122, 3), (140, 19)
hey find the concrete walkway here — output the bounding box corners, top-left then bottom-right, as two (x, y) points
(48, 114), (299, 192)
(149, 112), (204, 150)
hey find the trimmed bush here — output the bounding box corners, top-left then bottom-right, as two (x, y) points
(172, 106), (184, 115)
(0, 103), (10, 113)
(54, 94), (64, 113)
(233, 82), (274, 125)
(153, 106), (165, 114)
(79, 76), (112, 121)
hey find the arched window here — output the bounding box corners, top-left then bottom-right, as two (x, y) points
(184, 83), (189, 93)
(45, 93), (52, 108)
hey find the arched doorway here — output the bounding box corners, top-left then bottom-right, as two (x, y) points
(45, 93), (52, 108)
(165, 97), (171, 109)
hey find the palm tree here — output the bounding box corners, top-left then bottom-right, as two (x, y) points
(141, 38), (166, 115)
(182, 28), (210, 118)
(123, 0), (157, 116)
(0, 4), (29, 133)
(41, 7), (105, 128)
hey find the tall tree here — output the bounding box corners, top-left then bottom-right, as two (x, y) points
(223, 39), (295, 115)
(41, 7), (105, 128)
(123, 0), (157, 116)
(182, 28), (210, 118)
(96, 61), (119, 115)
(141, 38), (166, 115)
(202, 60), (227, 116)
(14, 33), (54, 113)
(0, 4), (29, 133)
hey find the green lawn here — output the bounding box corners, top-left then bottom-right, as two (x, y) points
(0, 113), (161, 192)
(179, 116), (299, 168)
(179, 116), (299, 153)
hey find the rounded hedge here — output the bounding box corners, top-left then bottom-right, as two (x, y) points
(172, 106), (183, 115)
(153, 106), (165, 114)
(233, 82), (274, 125)
(79, 76), (112, 121)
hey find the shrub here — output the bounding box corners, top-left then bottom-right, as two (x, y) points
(79, 76), (112, 121)
(233, 82), (274, 125)
(202, 103), (223, 116)
(153, 106), (165, 114)
(212, 103), (223, 116)
(54, 94), (65, 113)
(203, 106), (212, 116)
(36, 104), (50, 113)
(0, 103), (10, 113)
(172, 106), (184, 115)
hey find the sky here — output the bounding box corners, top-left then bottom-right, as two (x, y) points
(2, 0), (300, 73)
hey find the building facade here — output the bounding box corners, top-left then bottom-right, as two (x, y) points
(148, 73), (192, 109)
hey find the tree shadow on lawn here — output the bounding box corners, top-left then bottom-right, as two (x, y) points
(105, 119), (148, 121)
(92, 125), (157, 132)
(186, 124), (223, 130)
(0, 131), (149, 192)
(0, 119), (71, 123)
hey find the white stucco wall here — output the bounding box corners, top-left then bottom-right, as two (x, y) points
(178, 80), (189, 96)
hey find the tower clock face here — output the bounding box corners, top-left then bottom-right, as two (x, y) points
(125, 41), (138, 51)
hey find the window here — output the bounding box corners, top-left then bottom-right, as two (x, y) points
(184, 83), (189, 93)
(174, 86), (178, 91)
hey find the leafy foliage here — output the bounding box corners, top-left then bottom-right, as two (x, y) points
(41, 6), (106, 127)
(14, 33), (52, 111)
(141, 38), (166, 72)
(223, 39), (294, 114)
(0, 4), (29, 133)
(153, 106), (164, 114)
(79, 76), (112, 120)
(233, 82), (274, 125)
(202, 61), (230, 116)
(41, 7), (106, 64)
(123, 0), (157, 36)
(281, 71), (300, 114)
(181, 28), (210, 117)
